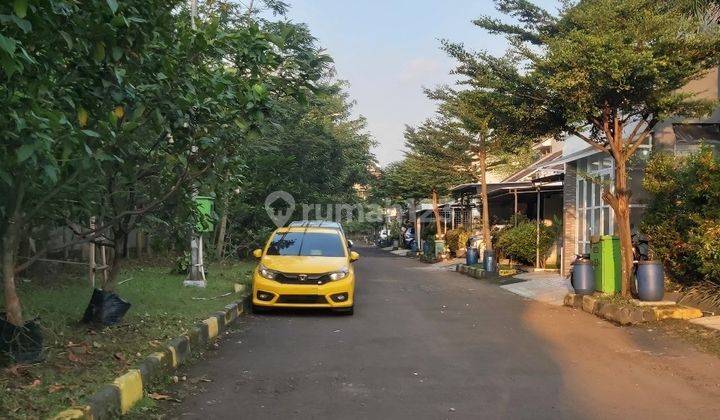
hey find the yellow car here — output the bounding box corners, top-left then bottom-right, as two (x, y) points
(251, 225), (359, 315)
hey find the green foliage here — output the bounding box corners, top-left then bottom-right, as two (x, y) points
(173, 252), (191, 275)
(420, 222), (437, 241)
(388, 220), (402, 241)
(0, 0), (375, 325)
(453, 0), (720, 142)
(642, 149), (720, 285)
(445, 227), (470, 255)
(220, 81), (376, 256)
(446, 0), (720, 293)
(344, 217), (383, 235)
(0, 261), (253, 417)
(495, 215), (560, 266)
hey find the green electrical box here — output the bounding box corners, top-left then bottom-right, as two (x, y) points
(590, 235), (621, 294)
(194, 196), (215, 233)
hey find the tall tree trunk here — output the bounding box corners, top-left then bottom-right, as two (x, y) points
(215, 197), (229, 259)
(103, 228), (126, 292)
(478, 147), (492, 251)
(612, 159), (633, 297)
(2, 185), (25, 326)
(136, 230), (143, 259)
(431, 188), (442, 237)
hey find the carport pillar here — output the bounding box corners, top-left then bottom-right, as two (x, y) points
(536, 188), (541, 269)
(443, 208), (447, 234)
(451, 207), (456, 230)
(416, 215), (422, 252)
(514, 189), (518, 226)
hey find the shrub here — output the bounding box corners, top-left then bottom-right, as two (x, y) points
(173, 252), (191, 274)
(421, 223), (437, 241)
(495, 215), (560, 266)
(445, 227), (470, 256)
(642, 148), (720, 286)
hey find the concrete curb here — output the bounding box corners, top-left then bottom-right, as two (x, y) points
(564, 293), (702, 325)
(455, 263), (499, 280)
(53, 294), (250, 419)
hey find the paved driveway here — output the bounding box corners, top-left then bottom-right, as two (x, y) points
(165, 247), (720, 419)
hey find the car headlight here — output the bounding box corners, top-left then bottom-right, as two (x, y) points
(258, 264), (276, 280)
(329, 267), (349, 281)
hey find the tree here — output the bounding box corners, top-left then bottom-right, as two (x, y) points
(85, 4), (332, 291)
(432, 89), (530, 251)
(0, 0), (190, 326)
(452, 0), (720, 296)
(0, 0), (334, 325)
(403, 119), (476, 235)
(220, 81), (377, 255)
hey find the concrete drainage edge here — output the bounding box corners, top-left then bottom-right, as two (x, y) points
(563, 293), (703, 325)
(53, 294), (251, 419)
(455, 263), (499, 280)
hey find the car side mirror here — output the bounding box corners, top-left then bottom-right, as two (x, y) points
(252, 249), (263, 259)
(347, 239), (354, 249)
(350, 251), (360, 262)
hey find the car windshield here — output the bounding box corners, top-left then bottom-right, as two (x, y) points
(266, 232), (345, 257)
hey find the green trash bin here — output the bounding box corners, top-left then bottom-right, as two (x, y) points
(194, 196), (215, 233)
(433, 240), (445, 259)
(590, 235), (621, 294)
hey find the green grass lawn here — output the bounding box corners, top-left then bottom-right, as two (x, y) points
(0, 259), (254, 419)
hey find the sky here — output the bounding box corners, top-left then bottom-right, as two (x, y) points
(283, 0), (560, 166)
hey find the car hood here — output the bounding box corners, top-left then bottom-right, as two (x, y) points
(260, 255), (348, 274)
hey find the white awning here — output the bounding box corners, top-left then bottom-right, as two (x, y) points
(539, 146), (601, 168)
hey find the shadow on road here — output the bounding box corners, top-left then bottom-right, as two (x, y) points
(160, 246), (576, 419)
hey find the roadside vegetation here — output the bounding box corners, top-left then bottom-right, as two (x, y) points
(374, 0), (720, 299)
(0, 1), (375, 417)
(0, 260), (253, 417)
(642, 148), (720, 303)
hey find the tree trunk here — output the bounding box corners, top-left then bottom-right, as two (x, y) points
(2, 185), (25, 326)
(478, 148), (492, 251)
(215, 197), (229, 259)
(137, 230), (143, 259)
(613, 159), (634, 297)
(431, 189), (442, 237)
(103, 229), (126, 292)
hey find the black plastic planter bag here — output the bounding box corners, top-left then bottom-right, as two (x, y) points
(82, 289), (131, 326)
(0, 315), (44, 364)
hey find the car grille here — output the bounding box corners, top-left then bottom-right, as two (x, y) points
(276, 295), (328, 304)
(275, 273), (332, 285)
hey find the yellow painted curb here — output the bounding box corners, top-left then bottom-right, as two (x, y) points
(113, 369), (143, 414)
(52, 407), (90, 420)
(654, 306), (703, 321)
(204, 316), (219, 339)
(167, 345), (178, 368)
(148, 351), (167, 367)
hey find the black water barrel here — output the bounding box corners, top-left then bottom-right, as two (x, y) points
(636, 261), (664, 301)
(483, 250), (497, 273)
(571, 260), (595, 295)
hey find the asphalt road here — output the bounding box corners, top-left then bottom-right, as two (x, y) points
(165, 247), (720, 419)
